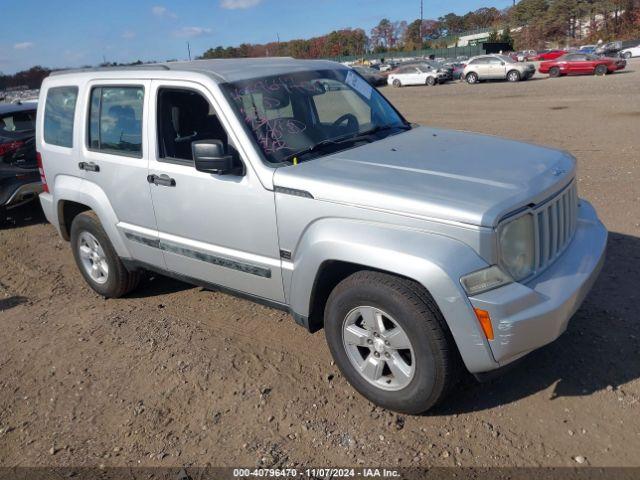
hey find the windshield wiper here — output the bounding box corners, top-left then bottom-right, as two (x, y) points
(284, 124), (411, 164)
(349, 123), (411, 142)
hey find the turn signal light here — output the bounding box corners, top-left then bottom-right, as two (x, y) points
(474, 308), (494, 341)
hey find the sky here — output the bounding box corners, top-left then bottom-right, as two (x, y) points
(0, 0), (513, 74)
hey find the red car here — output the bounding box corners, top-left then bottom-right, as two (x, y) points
(539, 53), (626, 77)
(533, 50), (567, 61)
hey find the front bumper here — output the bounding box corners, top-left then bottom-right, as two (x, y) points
(469, 200), (607, 369)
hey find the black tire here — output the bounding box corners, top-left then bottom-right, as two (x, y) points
(0, 206), (6, 226)
(595, 64), (608, 76)
(466, 72), (478, 84)
(426, 76), (436, 86)
(623, 52), (632, 60)
(324, 271), (460, 414)
(70, 211), (141, 298)
(392, 79), (402, 88)
(507, 69), (521, 82)
(549, 66), (561, 78)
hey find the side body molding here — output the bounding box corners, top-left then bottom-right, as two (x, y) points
(52, 175), (132, 258)
(287, 219), (499, 373)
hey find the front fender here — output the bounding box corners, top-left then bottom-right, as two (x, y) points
(53, 175), (131, 258)
(289, 218), (499, 373)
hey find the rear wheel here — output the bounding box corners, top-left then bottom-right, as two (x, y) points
(595, 64), (608, 76)
(324, 271), (459, 414)
(392, 79), (402, 88)
(507, 70), (521, 82)
(426, 76), (436, 86)
(466, 72), (479, 84)
(548, 66), (561, 78)
(70, 211), (140, 298)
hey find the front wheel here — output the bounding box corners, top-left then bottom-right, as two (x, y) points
(392, 79), (402, 88)
(426, 76), (436, 86)
(548, 66), (561, 78)
(595, 64), (608, 76)
(466, 72), (479, 84)
(507, 70), (521, 82)
(623, 52), (632, 59)
(70, 211), (141, 298)
(324, 271), (459, 414)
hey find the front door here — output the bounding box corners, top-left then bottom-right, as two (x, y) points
(487, 58), (506, 79)
(146, 80), (284, 303)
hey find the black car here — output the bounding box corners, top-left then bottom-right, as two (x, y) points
(1, 102), (41, 222)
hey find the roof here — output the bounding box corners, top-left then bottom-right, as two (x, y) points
(49, 57), (347, 83)
(0, 102), (38, 115)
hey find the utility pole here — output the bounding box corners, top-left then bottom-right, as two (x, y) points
(420, 0), (424, 39)
(187, 42), (192, 61)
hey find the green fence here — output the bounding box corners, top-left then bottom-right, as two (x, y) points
(326, 44), (485, 63)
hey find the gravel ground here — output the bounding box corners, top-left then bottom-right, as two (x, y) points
(0, 60), (639, 469)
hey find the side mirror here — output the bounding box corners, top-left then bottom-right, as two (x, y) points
(192, 140), (234, 175)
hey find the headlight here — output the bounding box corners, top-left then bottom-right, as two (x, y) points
(460, 265), (512, 295)
(498, 213), (535, 281)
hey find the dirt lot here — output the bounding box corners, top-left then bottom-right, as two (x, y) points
(1, 61), (639, 469)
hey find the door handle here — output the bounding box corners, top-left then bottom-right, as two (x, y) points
(147, 174), (176, 187)
(79, 161), (100, 172)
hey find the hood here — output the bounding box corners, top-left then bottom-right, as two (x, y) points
(273, 126), (576, 227)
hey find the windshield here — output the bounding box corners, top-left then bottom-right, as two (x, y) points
(222, 69), (408, 164)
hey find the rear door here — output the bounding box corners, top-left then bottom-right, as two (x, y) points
(472, 58), (490, 78)
(80, 79), (165, 267)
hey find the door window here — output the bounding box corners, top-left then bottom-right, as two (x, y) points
(43, 86), (78, 148)
(88, 86), (144, 157)
(157, 88), (229, 163)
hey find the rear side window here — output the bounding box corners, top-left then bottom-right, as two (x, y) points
(88, 86), (144, 156)
(44, 86), (78, 147)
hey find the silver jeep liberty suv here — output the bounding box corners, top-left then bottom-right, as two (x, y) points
(36, 58), (606, 413)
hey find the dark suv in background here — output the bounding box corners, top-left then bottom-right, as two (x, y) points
(0, 102), (41, 222)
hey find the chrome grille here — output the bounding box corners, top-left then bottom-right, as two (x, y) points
(534, 182), (578, 271)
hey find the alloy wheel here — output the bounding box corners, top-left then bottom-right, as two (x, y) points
(78, 231), (109, 284)
(342, 306), (415, 391)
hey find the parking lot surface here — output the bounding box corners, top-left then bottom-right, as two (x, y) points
(1, 60), (639, 467)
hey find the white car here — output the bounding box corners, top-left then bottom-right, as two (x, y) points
(621, 44), (640, 59)
(387, 64), (440, 87)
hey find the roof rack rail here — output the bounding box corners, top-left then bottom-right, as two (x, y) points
(49, 64), (170, 76)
